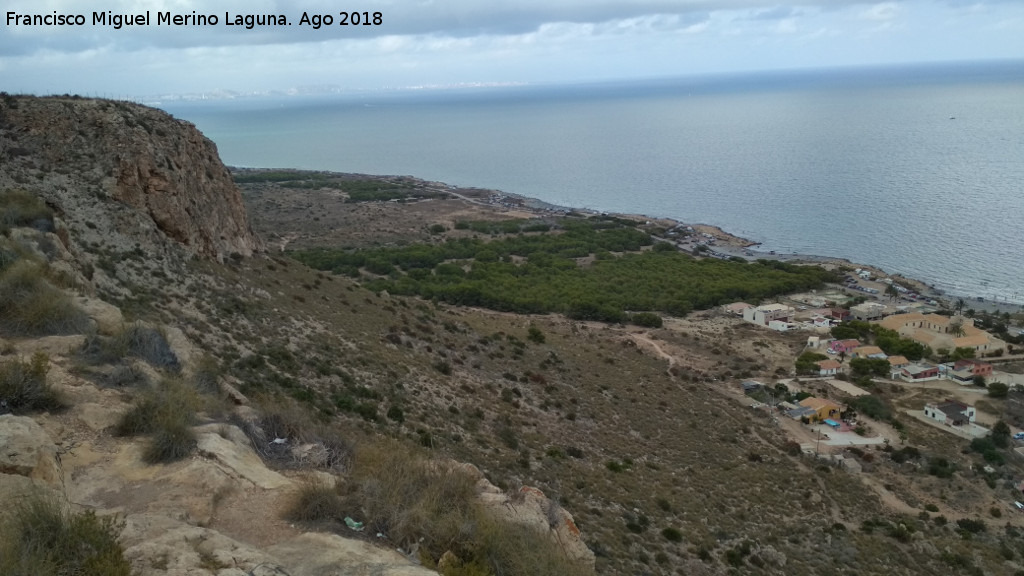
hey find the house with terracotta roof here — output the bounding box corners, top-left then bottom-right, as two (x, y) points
(924, 399), (976, 427)
(851, 345), (886, 359)
(828, 339), (861, 355)
(798, 397), (842, 421)
(877, 313), (1005, 356)
(816, 359), (841, 377)
(887, 355), (910, 379)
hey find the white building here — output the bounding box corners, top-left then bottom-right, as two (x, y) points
(743, 303), (795, 326)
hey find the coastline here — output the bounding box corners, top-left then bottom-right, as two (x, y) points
(443, 182), (1023, 315)
(238, 167), (1021, 315)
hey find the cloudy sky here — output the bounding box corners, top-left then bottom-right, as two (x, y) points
(2, 0), (1022, 96)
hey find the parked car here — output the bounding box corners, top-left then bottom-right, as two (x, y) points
(1014, 432), (1024, 440)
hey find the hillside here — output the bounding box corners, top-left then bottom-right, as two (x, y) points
(2, 95), (1024, 576)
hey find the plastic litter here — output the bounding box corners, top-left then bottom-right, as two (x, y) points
(344, 517), (364, 531)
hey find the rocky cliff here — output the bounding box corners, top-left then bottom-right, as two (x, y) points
(0, 95), (262, 261)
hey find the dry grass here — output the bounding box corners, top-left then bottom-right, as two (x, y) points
(337, 439), (591, 576)
(0, 258), (89, 335)
(79, 323), (180, 372)
(235, 399), (352, 472)
(0, 189), (54, 235)
(286, 481), (346, 523)
(0, 352), (63, 413)
(114, 378), (199, 463)
(0, 492), (130, 576)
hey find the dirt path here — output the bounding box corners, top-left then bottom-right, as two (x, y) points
(856, 474), (919, 516)
(629, 333), (676, 370)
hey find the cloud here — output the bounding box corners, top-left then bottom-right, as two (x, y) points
(2, 0), (1022, 95)
(859, 2), (900, 21)
(1, 0), (900, 56)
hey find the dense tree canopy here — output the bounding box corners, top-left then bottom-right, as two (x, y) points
(293, 219), (837, 322)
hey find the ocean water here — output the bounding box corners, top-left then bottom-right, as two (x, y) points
(160, 61), (1024, 305)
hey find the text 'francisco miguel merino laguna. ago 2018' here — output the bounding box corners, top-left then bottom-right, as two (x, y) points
(6, 11), (383, 30)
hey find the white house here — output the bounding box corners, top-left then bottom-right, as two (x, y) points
(743, 303), (795, 326)
(924, 400), (976, 426)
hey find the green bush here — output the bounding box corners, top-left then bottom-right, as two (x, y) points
(956, 518), (986, 534)
(0, 493), (131, 576)
(848, 395), (892, 421)
(630, 312), (663, 328)
(0, 352), (63, 413)
(927, 457), (956, 479)
(661, 526), (683, 542)
(989, 382), (1009, 398)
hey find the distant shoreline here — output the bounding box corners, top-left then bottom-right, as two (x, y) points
(233, 166), (1022, 314)
(457, 184), (1022, 314)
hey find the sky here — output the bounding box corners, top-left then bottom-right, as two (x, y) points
(1, 0), (1022, 97)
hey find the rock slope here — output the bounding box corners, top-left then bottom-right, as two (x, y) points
(0, 95), (262, 261)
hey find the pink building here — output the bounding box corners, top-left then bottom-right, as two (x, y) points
(828, 339), (861, 355)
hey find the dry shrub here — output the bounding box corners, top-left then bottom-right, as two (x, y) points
(115, 378), (199, 464)
(235, 400), (351, 472)
(80, 323), (180, 372)
(0, 352), (63, 413)
(0, 492), (131, 576)
(286, 481), (346, 523)
(344, 439), (478, 558)
(342, 439), (592, 576)
(0, 259), (89, 336)
(0, 189), (54, 235)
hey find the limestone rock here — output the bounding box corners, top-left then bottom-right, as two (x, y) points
(120, 513), (281, 576)
(73, 296), (124, 335)
(68, 442), (235, 526)
(478, 484), (595, 568)
(0, 472), (57, 502)
(163, 325), (197, 371)
(11, 335), (86, 358)
(0, 96), (264, 262)
(0, 414), (61, 485)
(266, 532), (437, 576)
(195, 426), (291, 490)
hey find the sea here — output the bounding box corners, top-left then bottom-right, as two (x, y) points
(158, 61), (1024, 306)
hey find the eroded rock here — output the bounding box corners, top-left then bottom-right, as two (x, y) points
(0, 414), (61, 485)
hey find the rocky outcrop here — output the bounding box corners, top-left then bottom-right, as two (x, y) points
(458, 462), (595, 569)
(0, 96), (263, 261)
(0, 414), (61, 485)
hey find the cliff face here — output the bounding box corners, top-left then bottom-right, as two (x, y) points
(0, 95), (262, 260)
